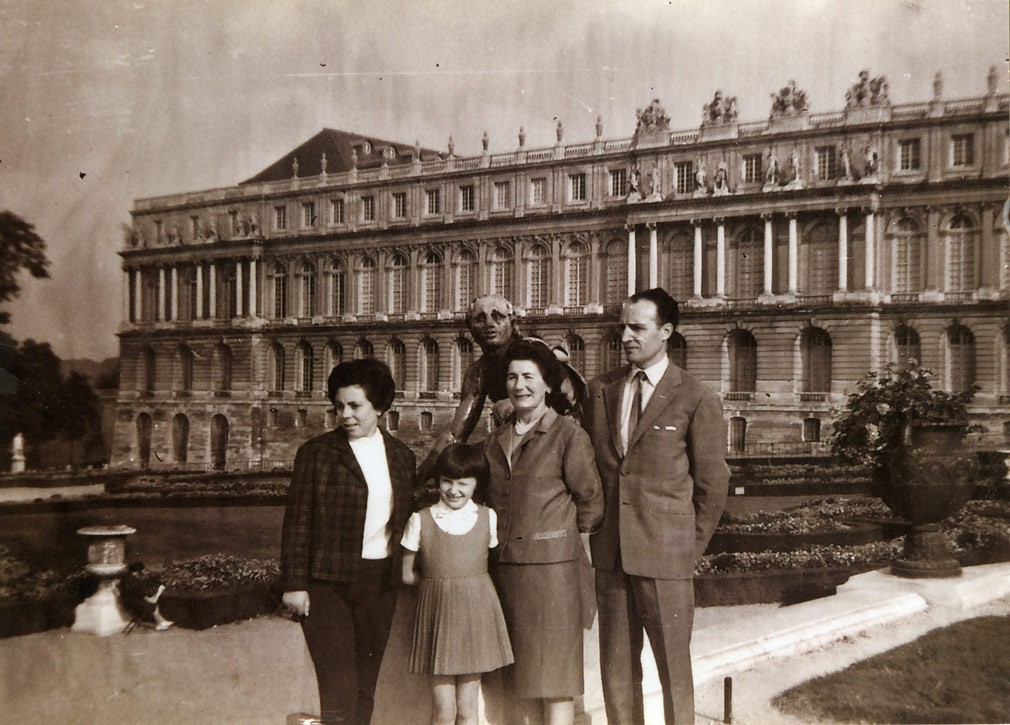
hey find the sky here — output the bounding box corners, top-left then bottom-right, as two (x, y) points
(1, 0), (1007, 360)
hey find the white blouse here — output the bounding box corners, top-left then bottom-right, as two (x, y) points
(348, 429), (394, 559)
(400, 499), (498, 552)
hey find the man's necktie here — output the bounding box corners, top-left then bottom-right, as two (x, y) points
(627, 370), (647, 446)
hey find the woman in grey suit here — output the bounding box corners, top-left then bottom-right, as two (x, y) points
(484, 339), (604, 725)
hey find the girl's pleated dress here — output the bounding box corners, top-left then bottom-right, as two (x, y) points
(408, 504), (513, 676)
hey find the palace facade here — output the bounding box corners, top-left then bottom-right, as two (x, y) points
(111, 69), (1010, 470)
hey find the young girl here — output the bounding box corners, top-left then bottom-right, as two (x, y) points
(402, 444), (513, 725)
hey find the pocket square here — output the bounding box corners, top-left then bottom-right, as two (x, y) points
(654, 425), (677, 431)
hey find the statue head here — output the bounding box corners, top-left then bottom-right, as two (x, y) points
(466, 294), (518, 352)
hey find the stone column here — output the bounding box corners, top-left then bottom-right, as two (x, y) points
(693, 221), (703, 298)
(208, 262), (217, 319)
(836, 208), (849, 292)
(249, 258), (258, 317)
(788, 213), (798, 294)
(647, 222), (658, 288)
(157, 267), (166, 322)
(195, 264), (204, 320)
(762, 213), (774, 295)
(123, 270), (131, 322)
(133, 269), (142, 323)
(715, 217), (726, 298)
(236, 260), (244, 317)
(625, 224), (637, 295)
(170, 266), (179, 321)
(865, 211), (876, 289)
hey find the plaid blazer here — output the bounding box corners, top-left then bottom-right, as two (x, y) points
(280, 428), (416, 591)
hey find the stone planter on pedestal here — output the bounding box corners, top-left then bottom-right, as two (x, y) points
(71, 525), (136, 636)
(873, 423), (977, 578)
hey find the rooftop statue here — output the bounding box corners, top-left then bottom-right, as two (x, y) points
(770, 79), (809, 117)
(702, 90), (738, 125)
(634, 98), (670, 135)
(846, 70), (890, 109)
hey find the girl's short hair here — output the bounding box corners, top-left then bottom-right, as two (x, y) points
(327, 358), (396, 413)
(434, 443), (489, 489)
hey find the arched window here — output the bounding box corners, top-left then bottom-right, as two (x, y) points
(564, 242), (589, 307)
(947, 325), (976, 393)
(421, 251), (442, 313)
(136, 413), (152, 468)
(141, 346), (156, 393)
(325, 340), (343, 375)
(328, 258), (346, 316)
(454, 337), (474, 390)
(210, 414), (229, 471)
(172, 413), (189, 464)
(728, 330), (757, 392)
(801, 327), (832, 393)
(602, 333), (622, 373)
(421, 339), (440, 392)
(604, 239), (628, 304)
(297, 342), (315, 391)
(893, 324), (921, 373)
(270, 263), (287, 319)
(668, 332), (687, 370)
(800, 222), (837, 294)
(729, 417), (747, 453)
(490, 247), (513, 299)
(357, 256), (376, 314)
(526, 244), (551, 309)
(271, 343), (285, 391)
(565, 334), (585, 375)
(420, 411), (434, 432)
(298, 262), (317, 318)
(354, 339), (374, 360)
(215, 343), (232, 391)
(388, 253), (409, 314)
(891, 218), (923, 293)
(386, 410), (400, 432)
(387, 339), (406, 390)
(662, 231), (694, 301)
(455, 249), (476, 311)
(178, 345), (194, 392)
(946, 215), (978, 292)
(731, 227), (763, 299)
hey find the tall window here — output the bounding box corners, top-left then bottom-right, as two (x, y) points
(354, 339), (374, 359)
(801, 222), (837, 294)
(272, 343), (285, 391)
(490, 247), (513, 299)
(801, 327), (832, 393)
(565, 335), (585, 375)
(178, 268), (197, 322)
(298, 262), (316, 318)
(357, 256), (376, 314)
(728, 329), (757, 393)
(176, 345), (193, 392)
(668, 332), (687, 370)
(330, 198), (345, 224)
(662, 232), (694, 301)
(301, 201), (316, 228)
(388, 253), (409, 314)
(270, 264), (287, 319)
(529, 178), (546, 206)
(387, 340), (406, 390)
(297, 342), (315, 391)
(526, 245), (551, 308)
(946, 214), (977, 292)
(729, 417), (747, 453)
(361, 196), (375, 221)
(273, 206), (287, 231)
(564, 241), (589, 306)
(219, 263), (238, 320)
(455, 338), (474, 389)
(328, 258), (346, 316)
(215, 343), (232, 392)
(392, 192), (407, 220)
(421, 339), (439, 392)
(951, 134), (975, 167)
(675, 161), (693, 194)
(426, 189), (441, 215)
(731, 227), (763, 299)
(814, 146), (836, 180)
(610, 168), (627, 197)
(325, 341), (343, 374)
(142, 346), (156, 392)
(947, 325), (976, 394)
(494, 181), (511, 210)
(569, 173), (586, 202)
(602, 334), (622, 373)
(459, 185), (475, 213)
(455, 249), (476, 310)
(743, 153), (762, 183)
(894, 325), (921, 373)
(898, 138), (921, 171)
(891, 218), (923, 293)
(421, 251), (442, 312)
(604, 239), (628, 304)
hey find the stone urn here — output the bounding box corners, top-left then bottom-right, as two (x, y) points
(872, 422), (977, 578)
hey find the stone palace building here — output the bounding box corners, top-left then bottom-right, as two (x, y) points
(111, 68), (1010, 470)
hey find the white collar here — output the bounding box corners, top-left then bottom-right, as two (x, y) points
(629, 354), (669, 387)
(431, 499), (477, 518)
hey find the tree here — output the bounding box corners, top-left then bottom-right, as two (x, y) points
(0, 210), (50, 325)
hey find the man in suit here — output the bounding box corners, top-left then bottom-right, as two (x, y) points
(584, 288), (730, 724)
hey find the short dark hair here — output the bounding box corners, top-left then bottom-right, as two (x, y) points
(326, 358), (396, 413)
(629, 287), (679, 329)
(504, 338), (568, 412)
(434, 443), (489, 489)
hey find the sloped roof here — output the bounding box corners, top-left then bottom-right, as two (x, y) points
(240, 128), (443, 184)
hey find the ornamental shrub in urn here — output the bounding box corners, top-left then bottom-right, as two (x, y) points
(830, 364), (978, 578)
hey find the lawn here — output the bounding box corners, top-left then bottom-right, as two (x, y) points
(773, 615), (1010, 724)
